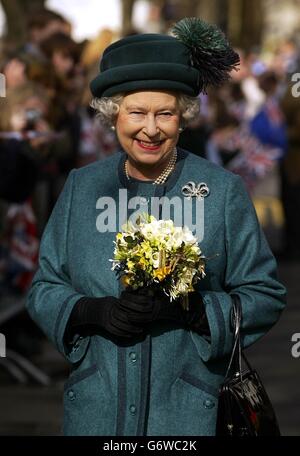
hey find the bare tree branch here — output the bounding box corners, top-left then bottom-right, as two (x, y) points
(121, 0), (136, 35)
(1, 0), (46, 48)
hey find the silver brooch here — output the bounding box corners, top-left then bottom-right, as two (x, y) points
(181, 181), (210, 200)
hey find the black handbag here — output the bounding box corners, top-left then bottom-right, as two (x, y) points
(216, 294), (281, 436)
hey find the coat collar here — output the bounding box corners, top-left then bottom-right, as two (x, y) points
(117, 147), (188, 193)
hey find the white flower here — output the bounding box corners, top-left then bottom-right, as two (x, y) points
(151, 251), (160, 268)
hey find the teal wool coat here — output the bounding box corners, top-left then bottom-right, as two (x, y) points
(26, 149), (286, 436)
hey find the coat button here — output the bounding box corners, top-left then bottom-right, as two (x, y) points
(68, 390), (76, 401)
(129, 352), (137, 363)
(203, 399), (215, 409)
(129, 404), (137, 415)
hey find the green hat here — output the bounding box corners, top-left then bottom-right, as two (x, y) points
(90, 18), (240, 98)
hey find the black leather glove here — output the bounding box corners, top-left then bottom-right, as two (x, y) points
(119, 288), (210, 335)
(65, 295), (146, 340)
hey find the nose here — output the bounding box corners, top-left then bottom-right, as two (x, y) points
(143, 113), (159, 137)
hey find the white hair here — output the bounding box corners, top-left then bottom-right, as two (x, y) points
(90, 92), (200, 128)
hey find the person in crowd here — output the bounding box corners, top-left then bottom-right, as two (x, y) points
(22, 9), (71, 61)
(39, 32), (85, 180)
(26, 18), (286, 436)
(279, 80), (300, 260)
(231, 48), (266, 120)
(0, 138), (38, 204)
(205, 87), (282, 194)
(0, 82), (50, 292)
(250, 71), (287, 154)
(40, 32), (80, 83)
(1, 54), (28, 90)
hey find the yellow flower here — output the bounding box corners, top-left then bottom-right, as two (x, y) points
(138, 257), (148, 270)
(140, 240), (152, 258)
(153, 266), (172, 281)
(126, 260), (135, 270)
(121, 275), (132, 287)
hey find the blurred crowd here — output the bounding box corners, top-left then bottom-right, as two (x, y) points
(0, 9), (120, 297)
(0, 8), (300, 356)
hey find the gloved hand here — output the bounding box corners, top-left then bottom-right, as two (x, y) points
(119, 288), (210, 335)
(65, 295), (146, 340)
(65, 289), (210, 342)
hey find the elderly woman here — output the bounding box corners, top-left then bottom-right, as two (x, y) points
(26, 18), (286, 436)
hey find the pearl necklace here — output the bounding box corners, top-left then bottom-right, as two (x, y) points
(124, 147), (177, 185)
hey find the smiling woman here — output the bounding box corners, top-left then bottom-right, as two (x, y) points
(114, 90), (180, 181)
(26, 17), (286, 436)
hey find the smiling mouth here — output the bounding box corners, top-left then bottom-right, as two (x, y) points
(136, 139), (164, 149)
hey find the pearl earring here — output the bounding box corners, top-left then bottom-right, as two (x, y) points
(179, 127), (184, 133)
(111, 125), (115, 131)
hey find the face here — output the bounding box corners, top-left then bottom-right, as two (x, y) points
(115, 90), (181, 175)
(52, 50), (74, 76)
(4, 58), (27, 89)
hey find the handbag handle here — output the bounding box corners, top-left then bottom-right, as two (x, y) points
(224, 294), (252, 381)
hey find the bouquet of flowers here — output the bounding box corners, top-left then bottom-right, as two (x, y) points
(110, 214), (206, 310)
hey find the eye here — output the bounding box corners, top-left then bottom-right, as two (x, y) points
(158, 112), (173, 118)
(128, 111), (145, 120)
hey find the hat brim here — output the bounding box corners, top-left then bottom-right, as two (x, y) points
(90, 63), (199, 98)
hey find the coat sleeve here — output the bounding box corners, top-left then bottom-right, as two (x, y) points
(25, 169), (89, 364)
(190, 173), (287, 362)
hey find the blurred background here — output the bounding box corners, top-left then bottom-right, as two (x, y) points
(0, 0), (299, 436)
